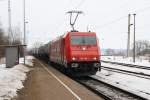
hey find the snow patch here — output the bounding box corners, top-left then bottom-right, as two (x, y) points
(0, 64), (30, 100)
(26, 56), (35, 60)
(96, 68), (150, 99)
(0, 58), (5, 64)
(0, 64), (6, 68)
(19, 56), (35, 66)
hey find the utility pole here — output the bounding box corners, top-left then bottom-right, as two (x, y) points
(8, 0), (12, 44)
(23, 0), (26, 64)
(23, 0), (26, 45)
(127, 14), (133, 57)
(133, 13), (136, 62)
(127, 14), (131, 57)
(67, 10), (83, 31)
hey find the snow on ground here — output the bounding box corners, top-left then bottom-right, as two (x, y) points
(0, 58), (5, 64)
(96, 68), (150, 99)
(101, 56), (150, 67)
(26, 56), (35, 60)
(0, 56), (34, 100)
(0, 64), (30, 100)
(0, 64), (6, 69)
(0, 56), (35, 67)
(96, 70), (150, 99)
(99, 56), (150, 99)
(19, 56), (35, 66)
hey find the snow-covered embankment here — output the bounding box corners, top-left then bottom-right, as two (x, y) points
(0, 56), (34, 100)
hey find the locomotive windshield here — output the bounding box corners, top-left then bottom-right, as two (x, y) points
(71, 36), (97, 45)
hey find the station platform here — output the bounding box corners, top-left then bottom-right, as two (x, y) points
(15, 58), (104, 100)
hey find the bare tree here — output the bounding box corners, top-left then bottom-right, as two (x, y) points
(11, 26), (22, 45)
(32, 42), (43, 54)
(135, 40), (150, 56)
(115, 50), (126, 56)
(105, 48), (115, 56)
(0, 23), (9, 58)
(0, 23), (23, 58)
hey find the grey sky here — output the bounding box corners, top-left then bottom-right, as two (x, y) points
(0, 0), (150, 49)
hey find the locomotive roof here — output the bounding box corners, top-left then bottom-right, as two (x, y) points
(62, 32), (96, 38)
(50, 32), (97, 43)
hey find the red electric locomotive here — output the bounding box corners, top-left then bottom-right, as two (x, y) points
(49, 32), (101, 76)
(36, 11), (101, 76)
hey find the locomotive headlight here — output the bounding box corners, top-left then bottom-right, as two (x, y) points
(93, 57), (97, 60)
(72, 57), (76, 60)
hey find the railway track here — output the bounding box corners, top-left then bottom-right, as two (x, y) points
(101, 60), (150, 70)
(40, 59), (149, 100)
(75, 76), (147, 100)
(101, 66), (150, 80)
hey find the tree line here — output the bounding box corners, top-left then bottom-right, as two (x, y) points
(0, 22), (22, 58)
(105, 40), (150, 57)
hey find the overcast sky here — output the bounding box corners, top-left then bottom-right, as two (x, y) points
(0, 0), (150, 49)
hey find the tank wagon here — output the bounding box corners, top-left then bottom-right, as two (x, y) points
(38, 43), (50, 62)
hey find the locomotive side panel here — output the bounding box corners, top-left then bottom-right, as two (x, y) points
(49, 37), (65, 65)
(50, 40), (60, 64)
(64, 33), (71, 63)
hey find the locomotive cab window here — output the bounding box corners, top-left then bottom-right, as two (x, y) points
(71, 36), (97, 45)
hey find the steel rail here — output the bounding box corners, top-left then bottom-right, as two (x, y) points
(101, 66), (150, 80)
(101, 60), (150, 70)
(76, 76), (146, 100)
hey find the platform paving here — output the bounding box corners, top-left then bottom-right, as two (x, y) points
(14, 58), (104, 100)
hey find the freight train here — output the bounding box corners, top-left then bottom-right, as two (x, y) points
(35, 31), (101, 76)
(33, 11), (101, 76)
